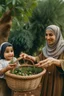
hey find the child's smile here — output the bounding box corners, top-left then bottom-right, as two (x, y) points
(4, 46), (14, 60)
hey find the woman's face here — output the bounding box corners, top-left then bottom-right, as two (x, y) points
(45, 30), (56, 45)
(4, 46), (14, 60)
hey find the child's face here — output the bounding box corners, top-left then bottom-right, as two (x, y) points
(4, 46), (14, 60)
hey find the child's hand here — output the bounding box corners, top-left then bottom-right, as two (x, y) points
(6, 63), (17, 71)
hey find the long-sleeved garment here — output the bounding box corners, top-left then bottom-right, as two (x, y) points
(0, 57), (20, 78)
(0, 57), (20, 96)
(36, 52), (64, 96)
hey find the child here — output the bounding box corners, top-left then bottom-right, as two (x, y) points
(0, 42), (19, 96)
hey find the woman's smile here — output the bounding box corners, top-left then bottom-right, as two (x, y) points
(45, 30), (56, 45)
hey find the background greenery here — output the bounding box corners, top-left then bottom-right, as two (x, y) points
(0, 0), (64, 57)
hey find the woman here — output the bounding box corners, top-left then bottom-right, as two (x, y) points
(20, 25), (64, 96)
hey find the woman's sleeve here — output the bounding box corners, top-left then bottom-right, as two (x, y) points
(59, 52), (64, 71)
(60, 60), (64, 71)
(57, 53), (64, 73)
(36, 52), (44, 62)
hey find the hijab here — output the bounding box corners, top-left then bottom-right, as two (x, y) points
(0, 42), (12, 59)
(42, 25), (64, 59)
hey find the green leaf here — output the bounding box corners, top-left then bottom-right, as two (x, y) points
(12, 0), (16, 5)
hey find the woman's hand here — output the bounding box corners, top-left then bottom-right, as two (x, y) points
(36, 57), (61, 68)
(20, 52), (28, 59)
(20, 52), (36, 62)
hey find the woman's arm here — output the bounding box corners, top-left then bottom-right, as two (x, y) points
(20, 52), (43, 63)
(36, 57), (62, 68)
(60, 60), (64, 71)
(20, 53), (36, 62)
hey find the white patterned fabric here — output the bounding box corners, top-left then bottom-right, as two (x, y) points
(0, 57), (20, 78)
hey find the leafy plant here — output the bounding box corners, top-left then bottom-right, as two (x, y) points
(28, 0), (64, 54)
(8, 28), (34, 57)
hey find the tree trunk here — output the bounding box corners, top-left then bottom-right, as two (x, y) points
(0, 10), (12, 45)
